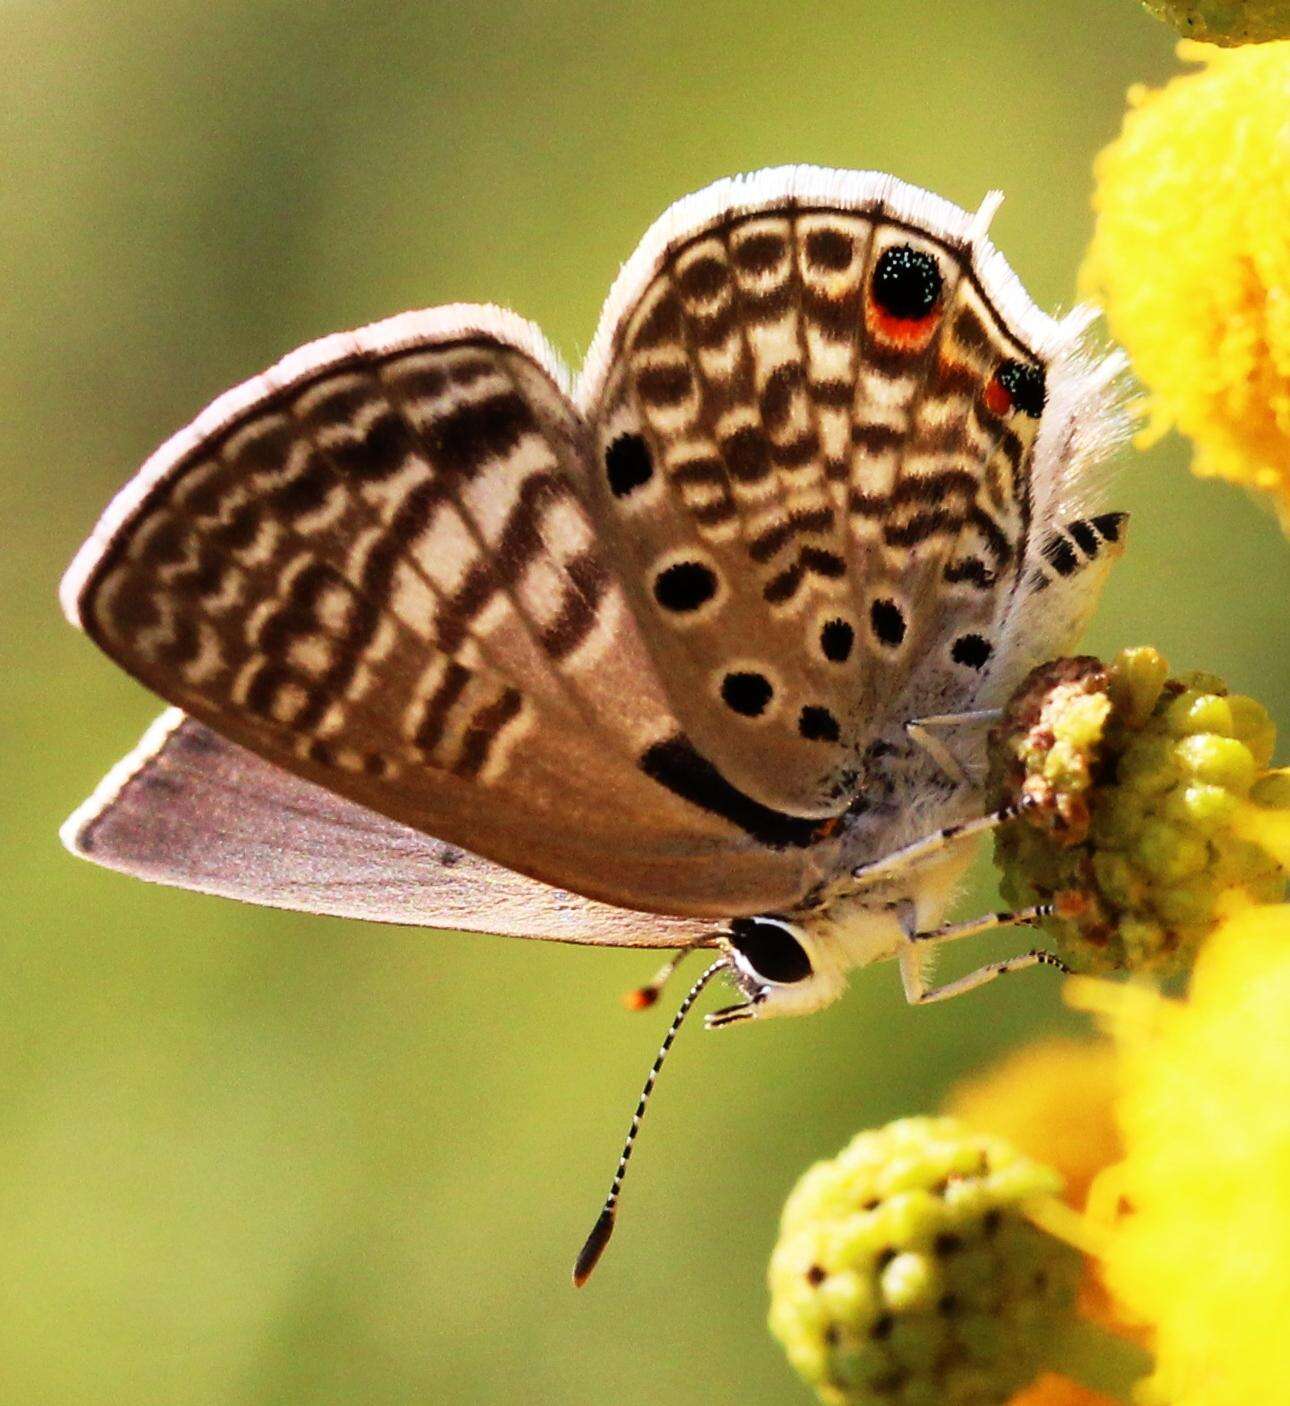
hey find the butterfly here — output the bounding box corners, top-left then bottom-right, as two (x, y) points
(60, 166), (1127, 1280)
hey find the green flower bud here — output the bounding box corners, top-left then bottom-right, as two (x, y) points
(1141, 1), (1290, 45)
(768, 1118), (1082, 1406)
(1174, 733), (1258, 793)
(991, 648), (1288, 978)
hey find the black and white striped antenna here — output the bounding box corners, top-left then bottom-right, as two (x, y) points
(572, 957), (726, 1287)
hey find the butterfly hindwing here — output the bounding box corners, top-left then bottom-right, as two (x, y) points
(574, 169), (1109, 817)
(64, 710), (713, 947)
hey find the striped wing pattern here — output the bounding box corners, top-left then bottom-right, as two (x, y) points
(64, 167), (1123, 932)
(66, 313), (832, 917)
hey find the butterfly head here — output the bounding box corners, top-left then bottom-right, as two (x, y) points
(709, 799), (988, 1027)
(709, 915), (849, 1026)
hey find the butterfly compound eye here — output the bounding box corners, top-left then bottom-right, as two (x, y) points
(870, 244), (943, 322)
(728, 917), (814, 985)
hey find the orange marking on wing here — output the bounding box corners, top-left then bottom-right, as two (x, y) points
(984, 375), (1013, 418)
(866, 304), (939, 350)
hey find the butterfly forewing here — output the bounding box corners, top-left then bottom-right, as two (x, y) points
(66, 310), (833, 917)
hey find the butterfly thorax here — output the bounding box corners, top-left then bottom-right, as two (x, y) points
(719, 736), (988, 1022)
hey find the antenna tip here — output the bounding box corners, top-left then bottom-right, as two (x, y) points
(621, 985), (659, 1011)
(572, 1207), (617, 1288)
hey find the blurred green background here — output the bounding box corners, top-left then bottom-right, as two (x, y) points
(2, 2), (1287, 1403)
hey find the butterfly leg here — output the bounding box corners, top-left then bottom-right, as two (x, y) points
(907, 903), (1055, 947)
(850, 801), (1031, 886)
(897, 924), (1070, 1007)
(907, 709), (1003, 729)
(705, 995), (764, 1029)
(904, 709), (1002, 786)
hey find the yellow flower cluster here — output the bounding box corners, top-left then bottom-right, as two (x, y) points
(774, 908), (1290, 1403)
(991, 648), (1287, 978)
(1142, 1), (1290, 44)
(1081, 43), (1290, 525)
(768, 1119), (1098, 1406)
(1069, 904), (1290, 1406)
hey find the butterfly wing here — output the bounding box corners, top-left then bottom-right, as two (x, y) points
(64, 167), (1125, 926)
(63, 709), (711, 947)
(575, 168), (1125, 812)
(63, 306), (838, 918)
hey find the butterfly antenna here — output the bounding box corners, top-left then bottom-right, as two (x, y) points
(572, 957), (726, 1288)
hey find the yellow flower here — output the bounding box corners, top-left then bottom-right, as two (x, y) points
(946, 1040), (1142, 1401)
(944, 1038), (1122, 1211)
(1070, 904), (1290, 1406)
(991, 648), (1288, 979)
(1142, 2), (1290, 44)
(767, 1118), (1150, 1405)
(767, 1117), (1082, 1405)
(1080, 43), (1290, 525)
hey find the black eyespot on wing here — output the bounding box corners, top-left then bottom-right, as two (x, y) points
(996, 360), (1047, 418)
(729, 917), (813, 984)
(605, 432), (654, 497)
(799, 705), (840, 743)
(869, 598), (907, 647)
(654, 560), (718, 612)
(820, 618), (854, 663)
(721, 671), (773, 717)
(871, 245), (942, 320)
(950, 633), (993, 669)
(735, 230), (787, 274)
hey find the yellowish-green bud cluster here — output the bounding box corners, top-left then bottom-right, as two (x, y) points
(992, 648), (1287, 978)
(768, 1117), (1081, 1406)
(1141, 1), (1290, 44)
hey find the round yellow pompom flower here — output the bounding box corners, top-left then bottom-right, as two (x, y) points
(991, 647), (1287, 978)
(769, 1118), (1097, 1406)
(1142, 2), (1290, 44)
(1081, 43), (1290, 524)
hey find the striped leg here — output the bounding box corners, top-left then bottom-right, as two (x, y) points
(908, 903), (1054, 946)
(850, 801), (1030, 885)
(898, 938), (1070, 1006)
